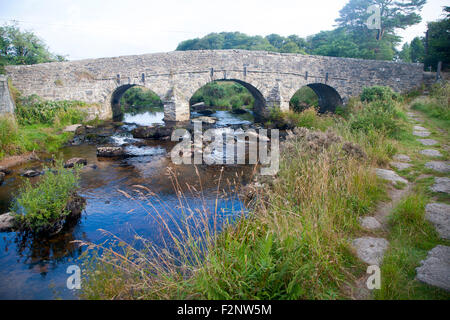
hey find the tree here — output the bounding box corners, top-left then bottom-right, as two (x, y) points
(398, 42), (412, 62)
(0, 23), (66, 69)
(424, 6), (450, 71)
(410, 37), (425, 63)
(336, 0), (426, 41)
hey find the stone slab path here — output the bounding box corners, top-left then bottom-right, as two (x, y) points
(408, 110), (450, 292)
(425, 203), (450, 240)
(416, 245), (450, 291)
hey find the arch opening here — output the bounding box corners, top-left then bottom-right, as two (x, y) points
(189, 79), (266, 123)
(111, 85), (164, 125)
(290, 84), (343, 114)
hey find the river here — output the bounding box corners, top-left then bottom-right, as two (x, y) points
(0, 108), (255, 299)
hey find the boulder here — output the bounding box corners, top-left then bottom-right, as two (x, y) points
(21, 169), (42, 178)
(63, 124), (82, 133)
(416, 245), (450, 291)
(198, 109), (214, 116)
(375, 168), (408, 184)
(418, 139), (438, 146)
(430, 177), (450, 194)
(425, 161), (450, 173)
(0, 212), (15, 232)
(0, 166), (12, 175)
(359, 217), (382, 230)
(191, 116), (217, 125)
(425, 203), (450, 240)
(390, 162), (412, 170)
(64, 158), (87, 168)
(96, 146), (125, 157)
(393, 154), (411, 162)
(352, 237), (389, 265)
(132, 125), (173, 139)
(420, 149), (443, 157)
(413, 131), (431, 137)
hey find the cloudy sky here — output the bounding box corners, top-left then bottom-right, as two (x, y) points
(0, 0), (447, 60)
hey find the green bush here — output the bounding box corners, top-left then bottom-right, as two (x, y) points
(16, 95), (87, 126)
(360, 86), (401, 103)
(349, 100), (406, 138)
(12, 163), (81, 233)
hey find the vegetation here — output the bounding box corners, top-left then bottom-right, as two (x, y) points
(0, 85), (92, 159)
(12, 162), (81, 233)
(177, 1), (425, 62)
(0, 23), (66, 72)
(190, 81), (254, 111)
(411, 82), (450, 127)
(289, 87), (318, 112)
(119, 87), (163, 115)
(399, 6), (449, 70)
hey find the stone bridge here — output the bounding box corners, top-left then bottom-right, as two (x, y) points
(4, 50), (424, 121)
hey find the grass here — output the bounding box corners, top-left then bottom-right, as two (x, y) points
(375, 192), (450, 300)
(12, 161), (81, 233)
(0, 90), (93, 160)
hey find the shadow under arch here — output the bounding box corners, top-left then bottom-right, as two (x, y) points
(300, 83), (343, 113)
(190, 79), (267, 122)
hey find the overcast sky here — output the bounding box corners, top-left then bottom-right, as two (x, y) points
(0, 0), (448, 60)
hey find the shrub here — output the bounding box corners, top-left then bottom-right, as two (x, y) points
(15, 95), (87, 126)
(349, 100), (406, 138)
(360, 86), (401, 103)
(12, 162), (81, 233)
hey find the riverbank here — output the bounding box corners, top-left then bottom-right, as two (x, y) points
(78, 85), (450, 300)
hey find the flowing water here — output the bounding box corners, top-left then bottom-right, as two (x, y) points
(0, 108), (255, 299)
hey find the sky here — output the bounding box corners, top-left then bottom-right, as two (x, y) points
(0, 0), (448, 60)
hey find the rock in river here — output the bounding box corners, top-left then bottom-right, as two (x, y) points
(96, 146), (125, 157)
(64, 157), (87, 168)
(132, 125), (173, 139)
(21, 169), (42, 178)
(0, 212), (15, 232)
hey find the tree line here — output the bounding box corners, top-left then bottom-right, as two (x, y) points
(177, 1), (449, 71)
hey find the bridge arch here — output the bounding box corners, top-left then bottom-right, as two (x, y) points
(298, 83), (343, 113)
(110, 84), (163, 121)
(188, 78), (267, 121)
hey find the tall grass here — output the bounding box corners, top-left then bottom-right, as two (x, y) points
(411, 82), (450, 128)
(375, 192), (450, 300)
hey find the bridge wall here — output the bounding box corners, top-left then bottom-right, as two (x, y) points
(4, 50), (424, 121)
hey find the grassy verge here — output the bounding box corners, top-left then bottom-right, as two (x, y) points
(0, 92), (93, 160)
